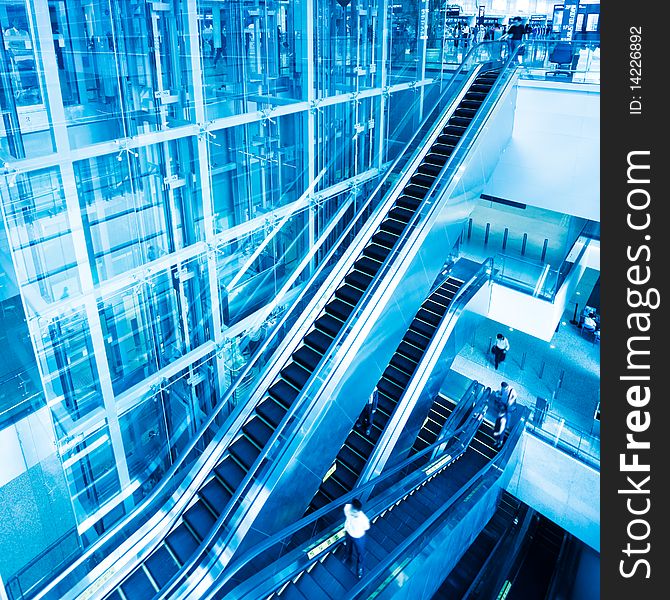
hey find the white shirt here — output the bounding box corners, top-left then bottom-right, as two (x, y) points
(344, 504), (370, 539)
(495, 337), (510, 352)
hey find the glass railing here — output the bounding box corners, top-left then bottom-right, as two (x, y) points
(144, 41), (517, 600)
(32, 41), (511, 600)
(201, 391), (491, 599)
(491, 226), (593, 302)
(517, 40), (601, 85)
(527, 404), (600, 469)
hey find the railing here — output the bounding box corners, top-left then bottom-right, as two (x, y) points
(31, 41), (510, 600)
(491, 226), (593, 302)
(517, 40), (600, 85)
(527, 405), (600, 469)
(201, 390), (491, 599)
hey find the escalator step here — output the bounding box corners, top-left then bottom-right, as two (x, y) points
(338, 445), (366, 473)
(322, 550), (358, 588)
(417, 162), (443, 178)
(346, 431), (374, 458)
(166, 523), (199, 565)
(377, 377), (403, 401)
(354, 256), (382, 276)
(281, 362), (311, 390)
(120, 567), (155, 599)
(371, 231), (397, 249)
(144, 544), (180, 589)
(243, 415), (275, 448)
(389, 353), (418, 377)
(324, 297), (355, 322)
(320, 475), (348, 501)
(332, 462), (357, 490)
(410, 173), (435, 188)
(304, 329), (333, 354)
(403, 184), (429, 199)
(448, 116), (471, 128)
(372, 517), (406, 547)
(183, 500), (217, 541)
(309, 562), (348, 597)
(424, 153), (448, 166)
(255, 398), (287, 429)
(314, 313), (343, 337)
(455, 107), (477, 118)
(214, 454), (247, 494)
(228, 435), (260, 470)
(268, 379), (300, 406)
(364, 535), (388, 563)
(199, 477), (232, 515)
(397, 340), (423, 362)
(424, 298), (448, 315)
(383, 364), (410, 389)
(375, 392), (396, 416)
(416, 307), (441, 326)
(345, 269), (373, 291)
(470, 83), (492, 93)
(460, 100), (482, 110)
(308, 492), (330, 513)
(279, 582), (310, 600)
(294, 571), (332, 600)
(435, 136), (459, 149)
(396, 195), (422, 210)
(410, 317), (436, 339)
(293, 345), (323, 372)
(443, 125), (466, 136)
(363, 243), (392, 263)
(403, 329), (430, 352)
(335, 284), (364, 306)
(380, 218), (406, 236)
(388, 206), (415, 223)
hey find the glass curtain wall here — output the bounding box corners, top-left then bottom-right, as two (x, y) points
(0, 0), (443, 593)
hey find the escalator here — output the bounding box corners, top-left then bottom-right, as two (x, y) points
(205, 408), (527, 600)
(503, 513), (567, 600)
(307, 274), (465, 513)
(98, 65), (507, 600)
(431, 491), (527, 599)
(411, 388), (494, 462)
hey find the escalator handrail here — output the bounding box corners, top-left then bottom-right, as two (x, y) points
(163, 49), (518, 598)
(346, 410), (529, 599)
(202, 391), (491, 599)
(35, 43), (506, 600)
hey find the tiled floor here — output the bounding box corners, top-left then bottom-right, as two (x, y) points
(442, 306), (600, 463)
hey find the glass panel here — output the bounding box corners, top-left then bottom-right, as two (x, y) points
(198, 0), (306, 120)
(0, 167), (80, 316)
(0, 210), (45, 426)
(35, 307), (104, 436)
(74, 136), (204, 283)
(209, 112), (307, 233)
(46, 0), (195, 148)
(61, 423), (122, 528)
(0, 0), (56, 158)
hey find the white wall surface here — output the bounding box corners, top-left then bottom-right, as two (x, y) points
(482, 80), (599, 222)
(506, 432), (600, 551)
